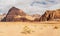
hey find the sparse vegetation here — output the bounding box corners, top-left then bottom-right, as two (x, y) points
(21, 26), (34, 34)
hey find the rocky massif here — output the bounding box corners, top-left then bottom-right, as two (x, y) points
(1, 7), (60, 22)
(1, 7), (28, 22)
(40, 9), (60, 21)
(1, 7), (37, 22)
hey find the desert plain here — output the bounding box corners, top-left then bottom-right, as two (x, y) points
(0, 21), (60, 36)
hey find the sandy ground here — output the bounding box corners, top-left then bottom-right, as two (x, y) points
(0, 21), (60, 36)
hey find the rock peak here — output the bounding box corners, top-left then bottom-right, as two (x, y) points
(1, 7), (27, 22)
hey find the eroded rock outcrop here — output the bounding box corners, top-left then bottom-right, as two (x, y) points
(40, 9), (60, 21)
(1, 7), (27, 22)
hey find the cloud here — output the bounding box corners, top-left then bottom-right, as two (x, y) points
(0, 0), (60, 15)
(48, 4), (60, 10)
(15, 5), (46, 15)
(0, 0), (15, 5)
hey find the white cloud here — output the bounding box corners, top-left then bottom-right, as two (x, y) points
(0, 0), (15, 5)
(48, 4), (60, 10)
(0, 0), (60, 15)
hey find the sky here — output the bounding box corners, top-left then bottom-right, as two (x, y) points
(0, 0), (60, 15)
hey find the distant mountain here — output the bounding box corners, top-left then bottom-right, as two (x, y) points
(32, 14), (41, 22)
(32, 14), (41, 18)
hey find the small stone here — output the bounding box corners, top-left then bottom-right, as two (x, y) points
(54, 26), (58, 29)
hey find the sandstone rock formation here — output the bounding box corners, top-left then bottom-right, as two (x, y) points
(40, 9), (60, 21)
(1, 7), (27, 22)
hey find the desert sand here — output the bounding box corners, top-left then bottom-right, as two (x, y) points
(0, 21), (60, 36)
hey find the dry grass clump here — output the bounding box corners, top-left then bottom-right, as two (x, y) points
(21, 26), (34, 34)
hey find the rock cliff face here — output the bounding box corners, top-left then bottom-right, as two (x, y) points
(1, 7), (27, 22)
(40, 9), (60, 21)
